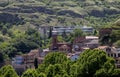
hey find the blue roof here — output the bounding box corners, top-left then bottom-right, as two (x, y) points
(70, 55), (79, 61)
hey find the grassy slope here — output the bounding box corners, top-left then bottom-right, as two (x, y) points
(0, 0), (120, 28)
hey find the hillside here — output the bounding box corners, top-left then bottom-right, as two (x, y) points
(0, 0), (120, 68)
(0, 0), (120, 27)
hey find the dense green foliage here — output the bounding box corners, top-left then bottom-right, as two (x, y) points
(111, 19), (120, 46)
(99, 18), (120, 46)
(0, 0), (120, 77)
(0, 65), (19, 77)
(76, 49), (117, 77)
(21, 69), (38, 77)
(1, 50), (120, 77)
(43, 52), (68, 66)
(0, 0), (119, 27)
(0, 0), (119, 64)
(0, 25), (42, 62)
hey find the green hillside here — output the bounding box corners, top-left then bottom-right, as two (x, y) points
(0, 0), (120, 27)
(0, 0), (120, 68)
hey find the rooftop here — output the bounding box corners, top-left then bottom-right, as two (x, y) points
(86, 36), (98, 39)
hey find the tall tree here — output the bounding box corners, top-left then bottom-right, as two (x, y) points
(0, 52), (4, 63)
(46, 64), (67, 77)
(0, 65), (19, 77)
(38, 73), (46, 77)
(21, 69), (38, 77)
(48, 27), (52, 38)
(43, 52), (68, 66)
(72, 49), (120, 77)
(73, 28), (84, 38)
(68, 28), (85, 43)
(34, 58), (38, 69)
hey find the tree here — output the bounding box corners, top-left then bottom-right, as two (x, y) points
(74, 49), (120, 77)
(0, 65), (19, 77)
(0, 52), (4, 63)
(25, 28), (42, 47)
(46, 64), (67, 77)
(12, 37), (39, 53)
(110, 19), (120, 44)
(62, 30), (69, 42)
(93, 29), (98, 36)
(1, 26), (8, 35)
(34, 58), (38, 69)
(21, 69), (38, 77)
(62, 30), (67, 38)
(100, 34), (112, 45)
(73, 28), (84, 37)
(114, 40), (120, 48)
(69, 28), (85, 43)
(37, 53), (70, 76)
(57, 35), (64, 42)
(70, 63), (81, 77)
(48, 27), (52, 38)
(0, 42), (17, 58)
(43, 52), (68, 66)
(38, 73), (46, 77)
(37, 64), (46, 73)
(25, 28), (37, 35)
(94, 57), (115, 77)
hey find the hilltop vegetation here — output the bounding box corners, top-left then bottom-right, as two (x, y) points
(0, 0), (119, 27)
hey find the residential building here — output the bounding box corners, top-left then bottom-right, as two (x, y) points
(80, 26), (94, 34)
(12, 49), (43, 74)
(50, 35), (72, 53)
(98, 46), (120, 68)
(73, 36), (86, 51)
(73, 36), (99, 52)
(85, 36), (99, 49)
(39, 26), (94, 36)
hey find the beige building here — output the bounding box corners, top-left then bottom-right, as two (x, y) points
(73, 36), (99, 52)
(98, 46), (120, 68)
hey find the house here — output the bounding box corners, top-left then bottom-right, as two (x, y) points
(58, 43), (72, 53)
(52, 26), (74, 35)
(73, 36), (86, 51)
(85, 36), (99, 49)
(98, 46), (120, 68)
(52, 26), (94, 35)
(40, 48), (50, 57)
(73, 36), (99, 52)
(50, 35), (72, 53)
(12, 49), (43, 74)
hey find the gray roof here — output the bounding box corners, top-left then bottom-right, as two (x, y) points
(86, 40), (98, 44)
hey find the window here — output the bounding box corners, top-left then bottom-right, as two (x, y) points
(106, 48), (111, 52)
(116, 60), (118, 63)
(111, 54), (113, 57)
(118, 53), (120, 57)
(114, 54), (116, 57)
